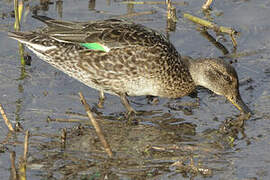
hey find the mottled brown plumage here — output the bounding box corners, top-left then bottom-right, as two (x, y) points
(8, 16), (251, 114)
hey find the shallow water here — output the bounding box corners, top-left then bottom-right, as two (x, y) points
(0, 0), (270, 179)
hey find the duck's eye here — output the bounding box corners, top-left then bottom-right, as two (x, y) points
(207, 68), (233, 84)
(223, 74), (232, 83)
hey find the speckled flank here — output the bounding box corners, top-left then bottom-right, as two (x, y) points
(8, 16), (250, 113)
(8, 18), (195, 98)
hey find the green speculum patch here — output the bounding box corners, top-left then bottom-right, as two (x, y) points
(80, 43), (108, 52)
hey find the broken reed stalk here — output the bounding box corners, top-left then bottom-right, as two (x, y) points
(23, 130), (29, 161)
(116, 10), (157, 18)
(183, 13), (239, 47)
(10, 151), (18, 180)
(171, 159), (213, 176)
(202, 0), (213, 10)
(78, 92), (113, 158)
(47, 117), (91, 124)
(61, 128), (67, 149)
(121, 1), (188, 6)
(0, 104), (15, 132)
(166, 0), (178, 22)
(16, 130), (29, 180)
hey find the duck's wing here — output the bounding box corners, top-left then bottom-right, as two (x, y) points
(32, 15), (89, 29)
(32, 15), (169, 50)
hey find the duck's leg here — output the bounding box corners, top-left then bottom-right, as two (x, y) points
(120, 93), (136, 115)
(146, 95), (160, 105)
(97, 91), (105, 108)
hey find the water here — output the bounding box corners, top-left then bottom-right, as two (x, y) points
(0, 0), (270, 179)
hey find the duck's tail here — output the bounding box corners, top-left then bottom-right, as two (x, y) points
(8, 31), (35, 44)
(32, 15), (54, 23)
(8, 31), (57, 52)
(32, 15), (82, 30)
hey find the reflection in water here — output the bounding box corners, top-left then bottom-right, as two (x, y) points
(10, 151), (17, 180)
(88, 0), (95, 11)
(126, 0), (134, 14)
(166, 18), (176, 39)
(166, 0), (177, 39)
(32, 0), (54, 15)
(56, 0), (63, 18)
(18, 43), (26, 66)
(40, 0), (52, 11)
(7, 137), (28, 179)
(20, 109), (248, 179)
(116, 10), (157, 18)
(13, 0), (27, 125)
(198, 9), (230, 56)
(15, 98), (23, 122)
(218, 113), (250, 139)
(200, 29), (229, 55)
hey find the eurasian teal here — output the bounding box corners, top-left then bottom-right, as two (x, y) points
(9, 16), (251, 114)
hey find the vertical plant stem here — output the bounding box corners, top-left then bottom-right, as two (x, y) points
(23, 130), (29, 160)
(0, 104), (15, 132)
(19, 43), (25, 66)
(79, 92), (113, 158)
(167, 0), (178, 21)
(14, 0), (20, 31)
(61, 128), (67, 149)
(202, 0), (213, 10)
(14, 0), (26, 65)
(18, 161), (26, 180)
(10, 151), (18, 180)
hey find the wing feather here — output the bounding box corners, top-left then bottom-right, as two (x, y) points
(33, 16), (168, 49)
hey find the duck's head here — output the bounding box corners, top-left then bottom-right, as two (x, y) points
(188, 58), (251, 114)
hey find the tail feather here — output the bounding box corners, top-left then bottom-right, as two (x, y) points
(32, 15), (82, 30)
(8, 31), (57, 52)
(8, 15), (93, 45)
(8, 31), (35, 42)
(31, 16), (90, 43)
(32, 15), (54, 23)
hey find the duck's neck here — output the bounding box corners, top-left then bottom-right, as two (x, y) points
(188, 57), (221, 92)
(188, 58), (201, 86)
(188, 57), (211, 89)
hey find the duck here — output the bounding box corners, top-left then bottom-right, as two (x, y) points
(8, 15), (251, 115)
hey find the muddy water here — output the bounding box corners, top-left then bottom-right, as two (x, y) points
(0, 0), (270, 179)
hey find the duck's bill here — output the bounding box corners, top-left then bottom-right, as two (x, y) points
(230, 95), (252, 115)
